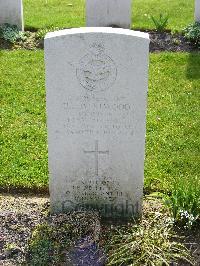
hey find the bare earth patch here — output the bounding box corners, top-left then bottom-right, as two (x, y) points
(0, 194), (49, 265)
(148, 31), (199, 52)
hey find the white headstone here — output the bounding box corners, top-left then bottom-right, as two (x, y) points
(0, 0), (24, 31)
(45, 28), (149, 219)
(195, 0), (200, 21)
(86, 0), (132, 29)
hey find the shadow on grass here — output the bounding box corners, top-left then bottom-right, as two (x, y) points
(24, 25), (39, 32)
(186, 52), (200, 80)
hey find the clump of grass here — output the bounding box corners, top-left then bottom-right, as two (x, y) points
(36, 26), (63, 39)
(151, 13), (169, 31)
(105, 211), (193, 266)
(28, 211), (100, 265)
(165, 176), (200, 229)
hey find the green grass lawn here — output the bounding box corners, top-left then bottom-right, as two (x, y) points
(133, 0), (194, 31)
(23, 0), (194, 31)
(0, 51), (48, 191)
(24, 0), (85, 31)
(1, 51), (199, 193)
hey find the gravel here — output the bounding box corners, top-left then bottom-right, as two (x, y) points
(0, 194), (49, 265)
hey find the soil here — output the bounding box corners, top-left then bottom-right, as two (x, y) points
(0, 194), (49, 265)
(0, 30), (199, 52)
(0, 194), (199, 265)
(176, 227), (200, 266)
(148, 31), (199, 52)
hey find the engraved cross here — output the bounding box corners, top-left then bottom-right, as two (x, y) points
(84, 140), (109, 176)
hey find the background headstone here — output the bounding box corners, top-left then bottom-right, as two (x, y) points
(0, 0), (24, 31)
(86, 0), (132, 29)
(45, 28), (149, 219)
(195, 0), (200, 21)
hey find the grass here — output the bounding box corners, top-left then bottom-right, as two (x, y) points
(23, 0), (194, 32)
(132, 0), (194, 31)
(0, 51), (199, 193)
(145, 53), (200, 193)
(166, 175), (200, 228)
(106, 212), (193, 266)
(24, 0), (85, 31)
(0, 51), (48, 191)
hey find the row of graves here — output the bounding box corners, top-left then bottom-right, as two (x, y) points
(0, 0), (200, 32)
(0, 0), (199, 220)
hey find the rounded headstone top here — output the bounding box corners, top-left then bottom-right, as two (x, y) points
(45, 27), (149, 42)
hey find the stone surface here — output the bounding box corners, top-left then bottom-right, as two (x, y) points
(86, 0), (132, 29)
(45, 28), (149, 219)
(195, 0), (200, 21)
(0, 0), (24, 30)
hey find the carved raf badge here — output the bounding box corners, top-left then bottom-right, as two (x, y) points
(76, 42), (117, 91)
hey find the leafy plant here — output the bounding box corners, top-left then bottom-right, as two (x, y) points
(165, 176), (200, 228)
(0, 23), (26, 43)
(151, 13), (169, 31)
(105, 212), (193, 266)
(36, 26), (63, 39)
(183, 22), (200, 48)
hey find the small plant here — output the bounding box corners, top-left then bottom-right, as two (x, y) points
(36, 26), (63, 39)
(0, 23), (26, 43)
(28, 212), (100, 265)
(165, 176), (200, 228)
(183, 22), (200, 48)
(151, 13), (169, 32)
(105, 213), (193, 265)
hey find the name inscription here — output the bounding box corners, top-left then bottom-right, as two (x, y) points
(62, 95), (134, 136)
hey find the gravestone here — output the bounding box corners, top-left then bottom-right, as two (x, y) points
(45, 28), (149, 219)
(195, 0), (200, 21)
(0, 0), (24, 30)
(86, 0), (132, 29)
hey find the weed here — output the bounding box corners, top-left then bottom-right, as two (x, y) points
(165, 176), (200, 228)
(105, 212), (193, 265)
(151, 14), (169, 31)
(36, 26), (63, 39)
(28, 212), (100, 265)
